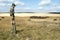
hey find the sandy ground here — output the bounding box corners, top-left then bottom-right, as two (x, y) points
(0, 13), (60, 17)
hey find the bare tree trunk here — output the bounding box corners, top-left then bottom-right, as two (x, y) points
(12, 14), (16, 35)
(10, 3), (16, 35)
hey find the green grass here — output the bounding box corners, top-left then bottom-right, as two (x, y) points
(0, 16), (60, 40)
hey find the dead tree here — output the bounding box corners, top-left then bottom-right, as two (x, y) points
(10, 3), (16, 35)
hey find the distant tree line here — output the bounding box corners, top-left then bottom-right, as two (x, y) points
(49, 12), (60, 14)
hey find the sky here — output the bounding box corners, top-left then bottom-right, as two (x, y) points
(0, 0), (60, 12)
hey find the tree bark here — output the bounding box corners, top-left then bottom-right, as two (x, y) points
(10, 3), (16, 35)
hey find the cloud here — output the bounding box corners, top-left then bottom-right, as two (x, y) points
(8, 0), (15, 2)
(14, 1), (25, 6)
(38, 7), (43, 9)
(15, 7), (31, 10)
(0, 0), (7, 2)
(0, 3), (6, 7)
(25, 7), (31, 10)
(0, 0), (15, 2)
(0, 0), (26, 7)
(39, 0), (51, 6)
(44, 3), (60, 12)
(38, 0), (60, 12)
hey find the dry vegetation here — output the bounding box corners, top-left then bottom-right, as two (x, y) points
(0, 16), (60, 40)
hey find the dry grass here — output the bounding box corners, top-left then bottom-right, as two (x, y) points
(0, 16), (60, 40)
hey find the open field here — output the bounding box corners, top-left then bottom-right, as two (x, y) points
(0, 15), (60, 40)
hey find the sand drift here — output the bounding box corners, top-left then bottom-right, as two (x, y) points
(0, 13), (60, 17)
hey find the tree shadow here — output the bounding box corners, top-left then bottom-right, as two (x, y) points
(16, 29), (24, 34)
(0, 19), (2, 21)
